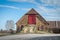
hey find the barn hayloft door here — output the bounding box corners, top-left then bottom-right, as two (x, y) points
(28, 15), (36, 24)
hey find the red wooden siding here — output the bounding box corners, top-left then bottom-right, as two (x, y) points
(28, 15), (36, 24)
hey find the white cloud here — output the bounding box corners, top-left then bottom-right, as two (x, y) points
(40, 0), (60, 7)
(7, 0), (34, 2)
(32, 1), (60, 14)
(38, 6), (60, 17)
(33, 2), (60, 21)
(0, 5), (20, 10)
(21, 8), (30, 10)
(7, 0), (60, 7)
(0, 5), (31, 10)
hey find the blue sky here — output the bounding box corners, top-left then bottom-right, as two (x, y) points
(0, 0), (60, 30)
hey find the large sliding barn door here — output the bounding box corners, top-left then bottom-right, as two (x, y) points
(28, 15), (36, 24)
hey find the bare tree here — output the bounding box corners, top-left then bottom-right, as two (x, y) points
(5, 20), (15, 31)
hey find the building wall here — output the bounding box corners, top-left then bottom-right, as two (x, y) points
(47, 21), (60, 33)
(47, 21), (60, 28)
(47, 21), (56, 28)
(57, 21), (60, 28)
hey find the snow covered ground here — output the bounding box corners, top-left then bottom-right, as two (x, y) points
(0, 34), (60, 40)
